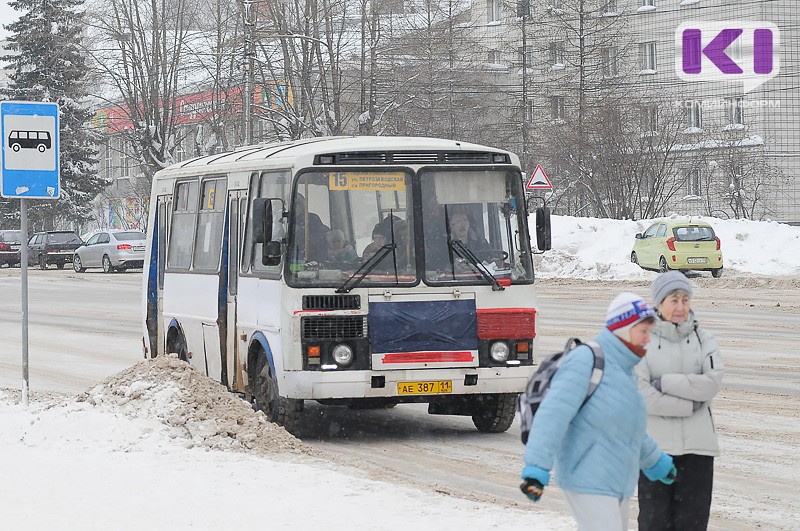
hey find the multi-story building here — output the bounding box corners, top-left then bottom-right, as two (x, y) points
(90, 82), (291, 230)
(631, 0), (799, 222)
(471, 0), (799, 222)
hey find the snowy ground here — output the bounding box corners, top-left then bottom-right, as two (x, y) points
(1, 214), (799, 530)
(0, 358), (568, 530)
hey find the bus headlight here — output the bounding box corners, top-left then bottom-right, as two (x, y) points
(490, 341), (510, 362)
(332, 344), (354, 366)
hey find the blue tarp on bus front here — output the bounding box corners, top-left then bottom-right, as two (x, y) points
(368, 299), (477, 354)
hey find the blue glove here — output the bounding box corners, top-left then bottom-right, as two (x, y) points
(652, 378), (662, 392)
(521, 465), (550, 502)
(643, 453), (676, 484)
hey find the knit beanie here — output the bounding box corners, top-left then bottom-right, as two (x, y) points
(606, 292), (656, 340)
(651, 271), (693, 307)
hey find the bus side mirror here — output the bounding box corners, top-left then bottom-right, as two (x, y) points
(252, 198), (274, 244)
(535, 206), (552, 251)
(262, 240), (282, 266)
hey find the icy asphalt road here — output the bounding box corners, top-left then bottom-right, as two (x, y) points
(0, 268), (798, 529)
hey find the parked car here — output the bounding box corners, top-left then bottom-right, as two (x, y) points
(73, 230), (146, 273)
(0, 229), (23, 267)
(28, 231), (84, 270)
(631, 219), (723, 278)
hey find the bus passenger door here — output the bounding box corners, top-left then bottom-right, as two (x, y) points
(145, 196), (170, 357)
(226, 192), (243, 392)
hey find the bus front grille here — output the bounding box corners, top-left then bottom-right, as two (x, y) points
(301, 316), (367, 340)
(302, 295), (361, 310)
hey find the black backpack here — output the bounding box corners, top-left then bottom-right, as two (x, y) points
(517, 338), (605, 444)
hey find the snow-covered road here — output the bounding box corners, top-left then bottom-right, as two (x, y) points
(1, 268), (798, 529)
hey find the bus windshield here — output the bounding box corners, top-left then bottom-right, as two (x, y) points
(420, 168), (532, 284)
(285, 167), (532, 287)
(287, 170), (416, 287)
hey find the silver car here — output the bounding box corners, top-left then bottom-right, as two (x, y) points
(73, 230), (147, 273)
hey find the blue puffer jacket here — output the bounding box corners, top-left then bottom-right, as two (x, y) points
(522, 328), (667, 499)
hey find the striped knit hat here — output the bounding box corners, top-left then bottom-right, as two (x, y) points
(606, 292), (656, 339)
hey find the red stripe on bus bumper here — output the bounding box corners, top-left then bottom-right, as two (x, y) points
(381, 351), (475, 364)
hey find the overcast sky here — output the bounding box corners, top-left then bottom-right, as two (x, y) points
(1, 1), (18, 42)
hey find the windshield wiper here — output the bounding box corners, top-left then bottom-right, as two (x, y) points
(336, 243), (396, 293)
(448, 239), (504, 291)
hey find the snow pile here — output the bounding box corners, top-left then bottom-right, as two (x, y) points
(76, 355), (307, 456)
(533, 214), (800, 280)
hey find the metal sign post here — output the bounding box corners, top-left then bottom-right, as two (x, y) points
(0, 101), (61, 407)
(20, 198), (29, 407)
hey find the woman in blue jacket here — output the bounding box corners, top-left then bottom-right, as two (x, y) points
(521, 292), (677, 530)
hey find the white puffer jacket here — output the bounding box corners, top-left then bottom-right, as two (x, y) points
(636, 312), (723, 456)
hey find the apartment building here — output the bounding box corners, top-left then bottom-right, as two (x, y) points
(472, 0), (799, 222)
(631, 0), (799, 222)
(90, 82), (290, 230)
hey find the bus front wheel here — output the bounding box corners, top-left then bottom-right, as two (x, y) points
(253, 355), (303, 435)
(471, 394), (516, 433)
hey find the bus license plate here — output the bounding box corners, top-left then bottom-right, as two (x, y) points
(687, 257), (708, 264)
(397, 380), (452, 395)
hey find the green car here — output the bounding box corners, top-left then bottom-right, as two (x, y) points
(631, 219), (723, 278)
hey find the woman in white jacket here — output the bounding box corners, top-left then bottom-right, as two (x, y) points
(636, 271), (724, 531)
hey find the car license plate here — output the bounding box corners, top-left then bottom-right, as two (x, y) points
(397, 380), (452, 395)
(687, 257), (708, 264)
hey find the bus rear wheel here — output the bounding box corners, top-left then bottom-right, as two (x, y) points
(471, 393), (516, 433)
(253, 355), (303, 435)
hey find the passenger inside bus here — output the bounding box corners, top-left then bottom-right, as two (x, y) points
(293, 192), (330, 263)
(378, 214), (410, 268)
(427, 206), (491, 270)
(448, 210), (489, 251)
(323, 229), (358, 268)
(361, 222), (390, 263)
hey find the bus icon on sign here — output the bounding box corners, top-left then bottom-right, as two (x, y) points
(8, 130), (52, 153)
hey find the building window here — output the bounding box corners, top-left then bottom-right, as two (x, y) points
(603, 0), (618, 14)
(522, 45), (534, 67)
(641, 106), (658, 134)
(641, 42), (657, 72)
(550, 96), (566, 121)
(728, 97), (744, 125)
(550, 42), (565, 67)
(118, 137), (130, 179)
(524, 99), (534, 122)
(104, 141), (112, 177)
(728, 37), (742, 62)
(175, 137), (186, 162)
(488, 50), (501, 64)
(687, 100), (702, 130)
(687, 168), (701, 196)
(642, 0), (655, 6)
(601, 46), (618, 77)
(488, 0), (501, 22)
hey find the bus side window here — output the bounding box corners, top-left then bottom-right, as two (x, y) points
(193, 177), (227, 271)
(244, 170), (288, 275)
(167, 180), (199, 270)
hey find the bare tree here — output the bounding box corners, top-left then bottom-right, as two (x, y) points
(241, 0), (357, 140)
(704, 139), (781, 220)
(86, 0), (200, 183)
(524, 0), (655, 217)
(372, 0), (500, 142)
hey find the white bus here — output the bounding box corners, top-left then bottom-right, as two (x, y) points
(142, 136), (552, 434)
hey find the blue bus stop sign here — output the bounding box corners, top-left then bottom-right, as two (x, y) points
(0, 101), (60, 199)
